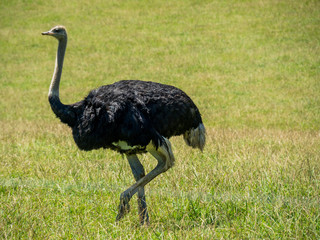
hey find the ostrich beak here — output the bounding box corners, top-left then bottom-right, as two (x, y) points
(42, 31), (52, 35)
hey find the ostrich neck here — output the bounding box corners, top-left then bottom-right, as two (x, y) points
(48, 36), (76, 127)
(49, 38), (67, 97)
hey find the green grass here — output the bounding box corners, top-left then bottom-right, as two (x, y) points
(1, 0), (319, 238)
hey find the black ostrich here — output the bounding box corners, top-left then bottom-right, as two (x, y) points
(42, 26), (206, 224)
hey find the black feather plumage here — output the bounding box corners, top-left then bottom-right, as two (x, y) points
(50, 80), (203, 153)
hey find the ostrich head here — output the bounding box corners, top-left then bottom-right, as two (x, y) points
(42, 26), (67, 40)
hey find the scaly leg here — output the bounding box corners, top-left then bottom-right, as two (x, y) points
(126, 154), (149, 225)
(116, 138), (175, 222)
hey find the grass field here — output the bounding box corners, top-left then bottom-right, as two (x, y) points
(1, 0), (320, 238)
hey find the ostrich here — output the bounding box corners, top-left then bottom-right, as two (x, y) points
(42, 25), (206, 224)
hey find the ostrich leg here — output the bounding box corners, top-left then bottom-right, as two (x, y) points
(126, 154), (149, 225)
(116, 138), (175, 222)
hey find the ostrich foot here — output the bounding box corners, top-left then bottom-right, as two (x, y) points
(138, 207), (149, 225)
(116, 193), (131, 221)
(138, 195), (149, 225)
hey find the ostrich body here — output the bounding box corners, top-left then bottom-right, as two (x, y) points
(42, 26), (206, 224)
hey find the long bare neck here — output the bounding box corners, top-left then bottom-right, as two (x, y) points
(48, 36), (76, 127)
(49, 37), (67, 98)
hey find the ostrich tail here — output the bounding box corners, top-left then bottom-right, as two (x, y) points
(183, 123), (206, 151)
